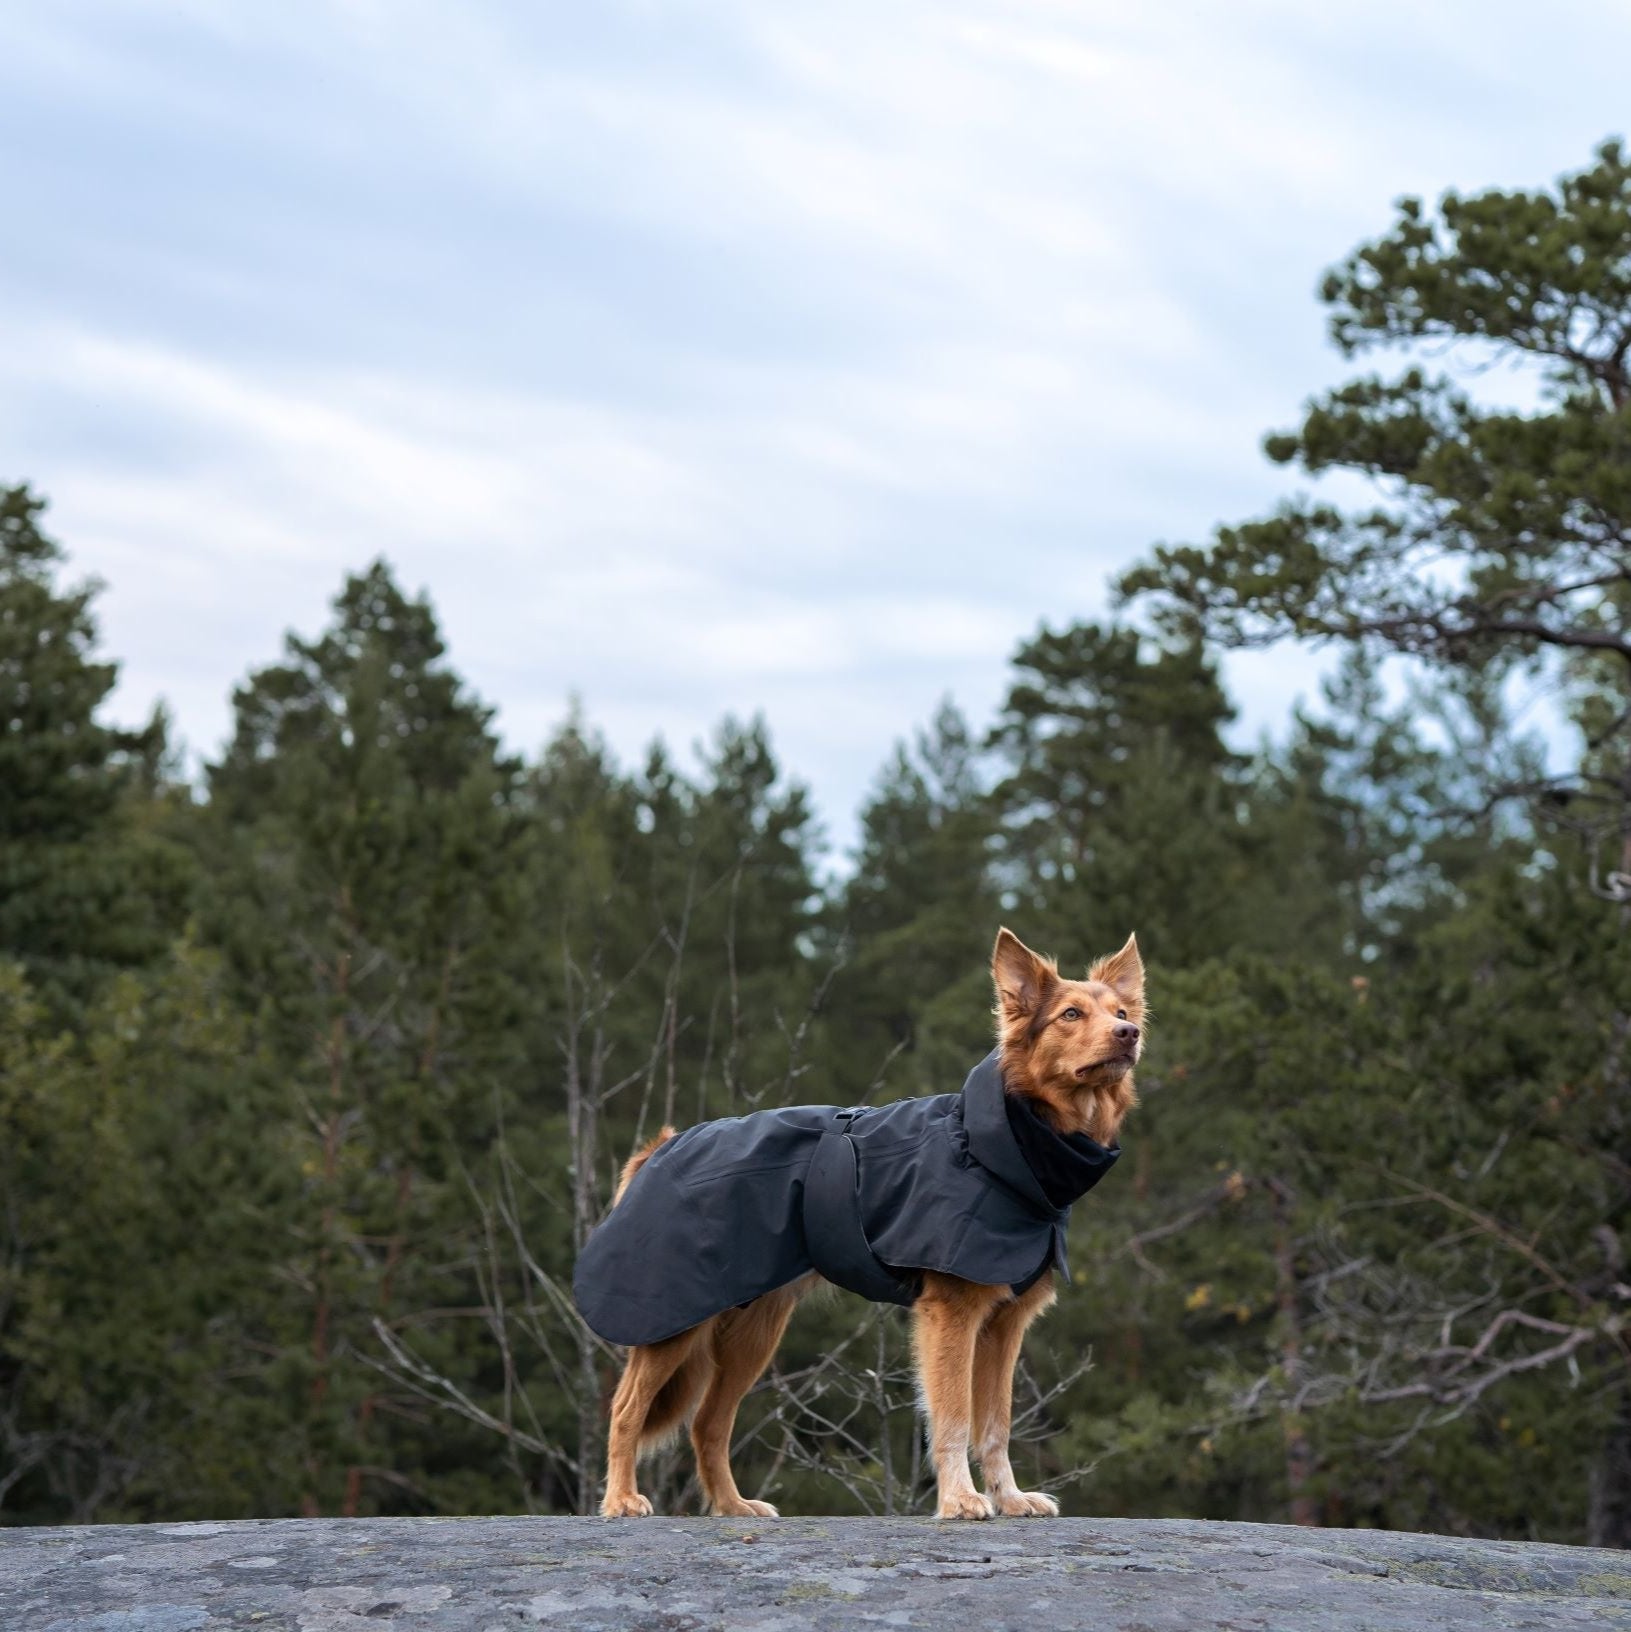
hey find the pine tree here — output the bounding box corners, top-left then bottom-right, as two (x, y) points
(988, 623), (1249, 967)
(0, 944), (290, 1523)
(1120, 140), (1631, 1545)
(0, 485), (190, 1012)
(199, 560), (528, 1517)
(830, 699), (999, 1097)
(1121, 139), (1631, 896)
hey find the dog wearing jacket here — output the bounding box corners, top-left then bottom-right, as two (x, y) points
(574, 927), (1144, 1520)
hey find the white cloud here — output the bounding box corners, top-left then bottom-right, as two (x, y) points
(2, 0), (1627, 855)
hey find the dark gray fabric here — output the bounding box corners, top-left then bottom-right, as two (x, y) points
(802, 1112), (922, 1307)
(572, 1050), (1121, 1346)
(1003, 1085), (1122, 1209)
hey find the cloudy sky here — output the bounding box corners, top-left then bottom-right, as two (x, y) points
(4, 2), (1627, 857)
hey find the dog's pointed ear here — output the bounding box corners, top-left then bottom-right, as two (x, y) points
(992, 927), (1056, 1024)
(1091, 932), (1145, 1007)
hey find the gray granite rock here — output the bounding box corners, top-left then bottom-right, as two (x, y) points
(2, 1515), (1628, 1631)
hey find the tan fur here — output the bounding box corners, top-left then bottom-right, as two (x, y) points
(595, 929), (1145, 1520)
(992, 926), (1144, 1146)
(613, 1126), (677, 1205)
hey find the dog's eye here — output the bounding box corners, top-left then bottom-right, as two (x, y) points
(1116, 1008), (1127, 1019)
(1060, 1007), (1080, 1021)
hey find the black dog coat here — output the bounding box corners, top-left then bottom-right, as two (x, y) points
(573, 1050), (1121, 1346)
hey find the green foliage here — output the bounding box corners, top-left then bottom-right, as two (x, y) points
(988, 625), (1250, 967)
(0, 486), (191, 1014)
(832, 699), (998, 1096)
(0, 509), (1620, 1536)
(1117, 138), (1631, 1546)
(3, 140), (1630, 1543)
(0, 944), (296, 1521)
(1120, 140), (1631, 711)
(194, 560), (535, 1518)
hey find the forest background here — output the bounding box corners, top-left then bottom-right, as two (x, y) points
(3, 143), (1630, 1549)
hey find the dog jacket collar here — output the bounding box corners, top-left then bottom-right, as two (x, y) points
(573, 1049), (1121, 1347)
(1002, 1081), (1120, 1210)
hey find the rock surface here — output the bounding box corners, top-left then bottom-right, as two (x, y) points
(2, 1514), (1628, 1631)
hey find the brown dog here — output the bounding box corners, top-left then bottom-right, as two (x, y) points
(595, 927), (1143, 1519)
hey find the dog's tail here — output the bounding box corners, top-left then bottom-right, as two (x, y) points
(612, 1126), (677, 1206)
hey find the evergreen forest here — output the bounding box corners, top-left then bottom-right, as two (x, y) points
(3, 143), (1629, 1548)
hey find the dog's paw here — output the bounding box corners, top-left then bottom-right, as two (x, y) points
(937, 1489), (996, 1521)
(994, 1489), (1059, 1518)
(600, 1492), (654, 1518)
(711, 1497), (780, 1518)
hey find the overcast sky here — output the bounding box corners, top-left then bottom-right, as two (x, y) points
(4, 2), (1626, 859)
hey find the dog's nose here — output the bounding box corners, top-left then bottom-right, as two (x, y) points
(1113, 1021), (1140, 1045)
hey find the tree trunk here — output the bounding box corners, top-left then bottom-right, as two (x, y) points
(304, 945), (351, 1519)
(1588, 1386), (1631, 1549)
(565, 958), (604, 1516)
(1591, 734), (1631, 1548)
(1267, 1178), (1316, 1526)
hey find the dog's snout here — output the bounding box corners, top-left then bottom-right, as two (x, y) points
(1112, 1021), (1140, 1045)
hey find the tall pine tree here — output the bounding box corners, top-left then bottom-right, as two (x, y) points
(0, 485), (190, 1012)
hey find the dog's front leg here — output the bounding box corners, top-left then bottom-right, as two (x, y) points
(972, 1275), (1059, 1517)
(913, 1273), (1005, 1519)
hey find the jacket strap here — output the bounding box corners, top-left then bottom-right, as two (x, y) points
(802, 1110), (919, 1308)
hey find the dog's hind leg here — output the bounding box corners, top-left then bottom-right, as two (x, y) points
(972, 1274), (1058, 1516)
(691, 1281), (807, 1517)
(602, 1325), (709, 1518)
(914, 1272), (1008, 1519)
